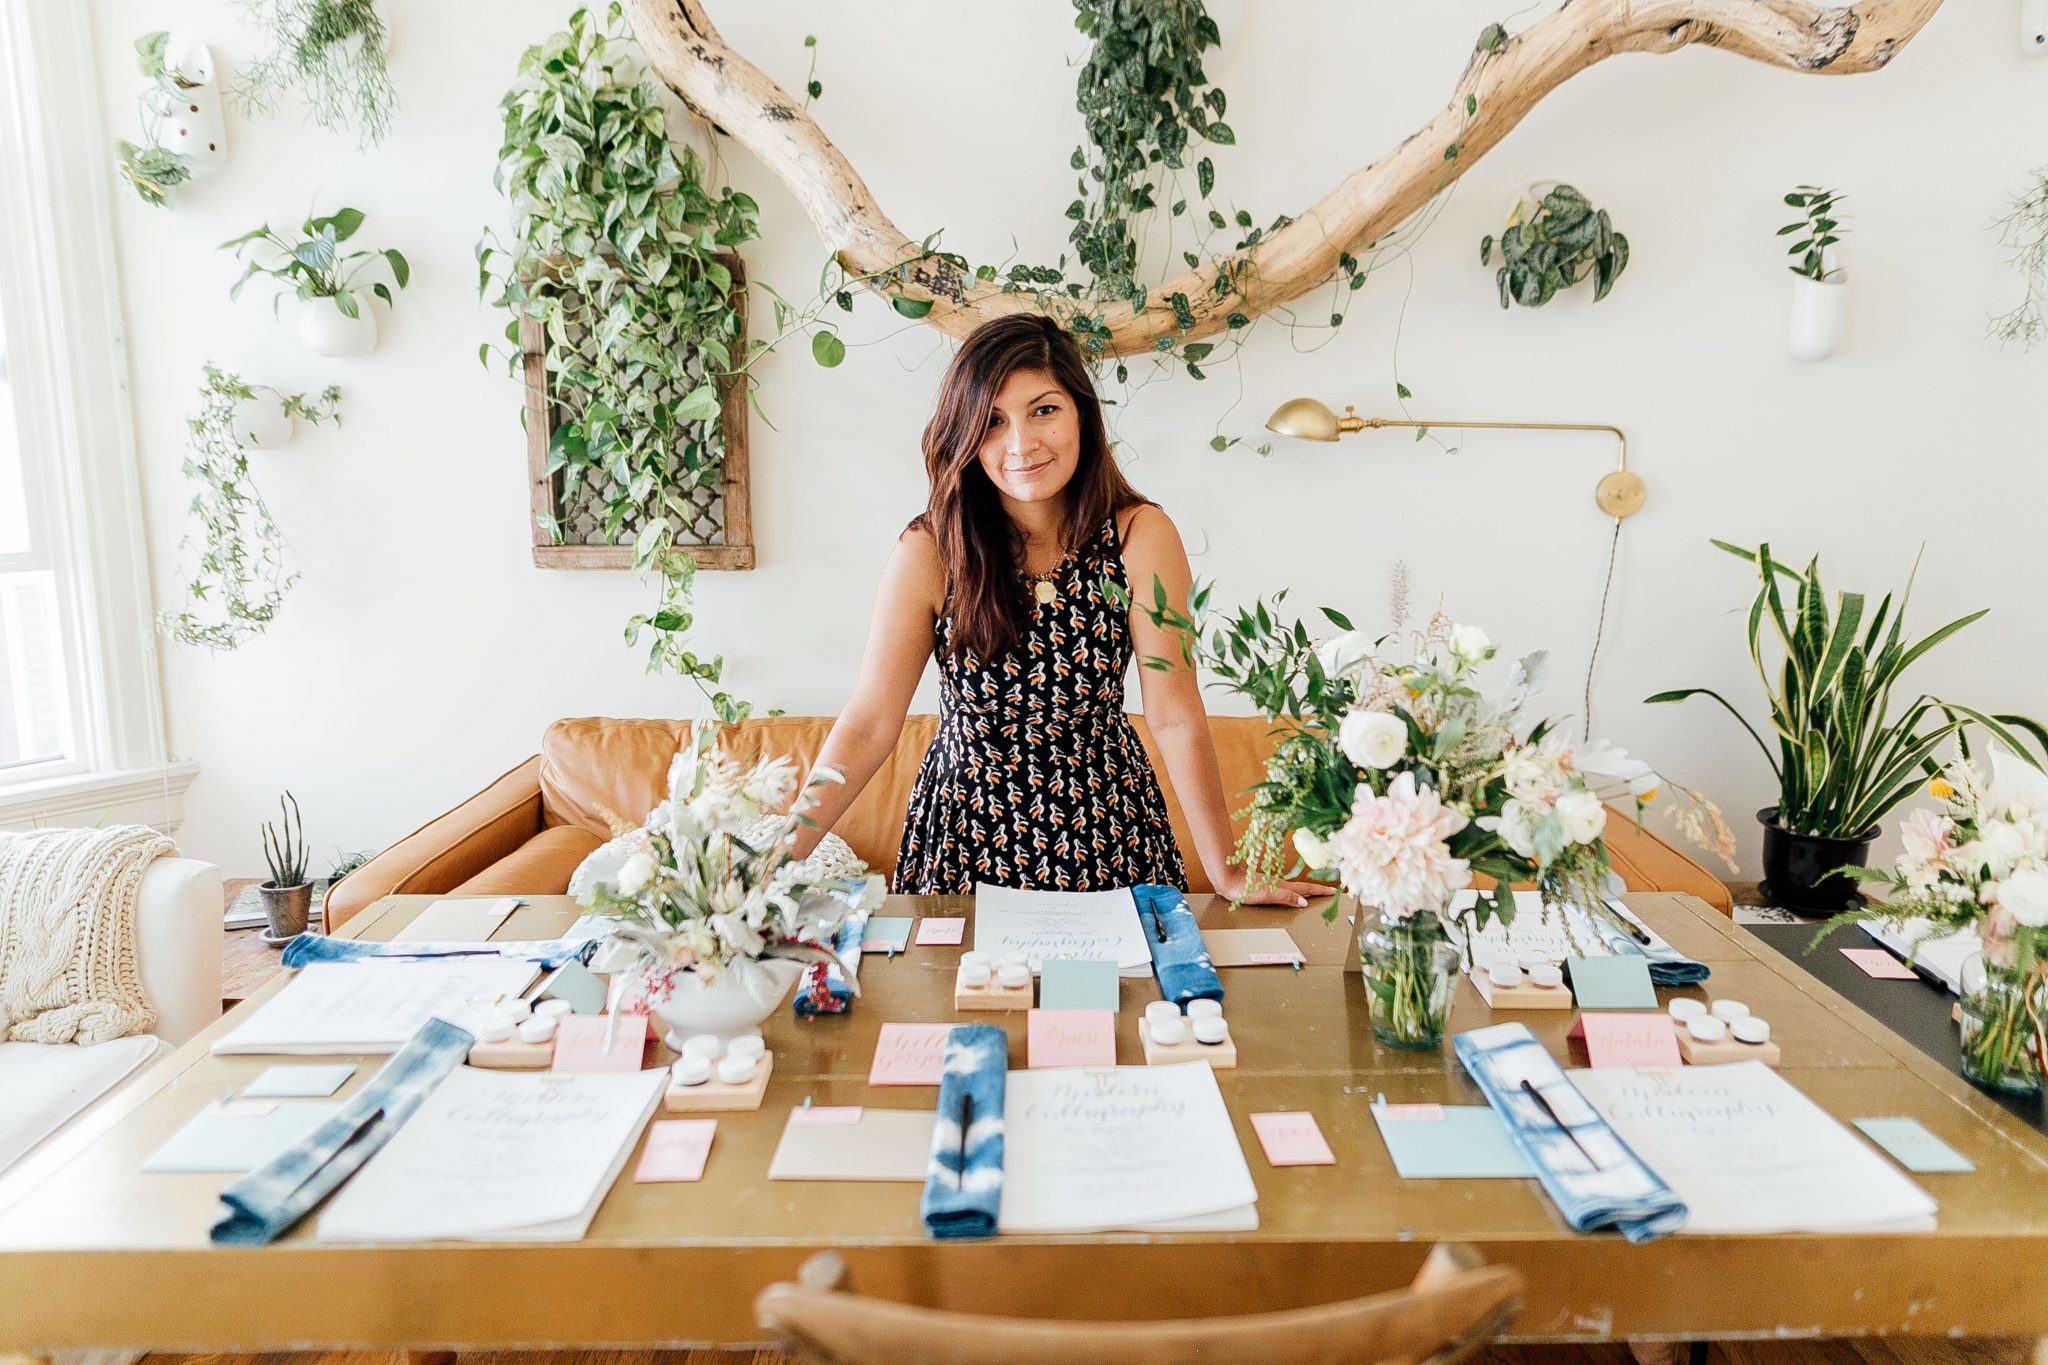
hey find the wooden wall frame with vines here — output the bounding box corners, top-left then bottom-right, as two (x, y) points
(521, 251), (754, 572)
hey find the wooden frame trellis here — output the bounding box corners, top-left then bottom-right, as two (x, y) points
(521, 251), (754, 572)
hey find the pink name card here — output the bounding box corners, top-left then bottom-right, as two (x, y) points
(551, 1014), (649, 1072)
(1026, 1009), (1116, 1069)
(868, 1022), (956, 1086)
(633, 1119), (716, 1183)
(1567, 1012), (1681, 1069)
(1842, 947), (1920, 980)
(914, 917), (966, 946)
(1249, 1111), (1336, 1167)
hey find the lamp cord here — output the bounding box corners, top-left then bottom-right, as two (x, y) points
(1583, 518), (1622, 739)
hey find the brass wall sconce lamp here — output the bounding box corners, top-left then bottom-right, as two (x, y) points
(1264, 398), (1645, 524)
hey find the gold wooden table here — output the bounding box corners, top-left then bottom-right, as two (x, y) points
(3, 892), (2046, 1354)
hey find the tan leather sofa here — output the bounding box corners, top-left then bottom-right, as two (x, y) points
(325, 715), (1733, 931)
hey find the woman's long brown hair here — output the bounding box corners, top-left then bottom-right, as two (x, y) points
(910, 314), (1149, 663)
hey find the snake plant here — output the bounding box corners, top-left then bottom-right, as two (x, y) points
(1648, 541), (2048, 840)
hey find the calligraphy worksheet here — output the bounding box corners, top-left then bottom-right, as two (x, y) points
(973, 884), (1152, 975)
(998, 1062), (1257, 1232)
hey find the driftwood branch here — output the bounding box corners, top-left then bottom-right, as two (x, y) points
(623, 0), (1944, 357)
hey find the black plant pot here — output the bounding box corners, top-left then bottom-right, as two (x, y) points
(1757, 807), (1877, 917)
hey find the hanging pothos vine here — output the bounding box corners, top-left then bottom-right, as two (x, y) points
(157, 365), (341, 650)
(479, 5), (763, 721)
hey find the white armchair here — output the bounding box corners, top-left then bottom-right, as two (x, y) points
(0, 854), (222, 1175)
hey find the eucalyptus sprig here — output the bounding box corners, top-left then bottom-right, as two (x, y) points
(1778, 185), (1846, 282)
(222, 206), (409, 318)
(157, 365), (341, 651)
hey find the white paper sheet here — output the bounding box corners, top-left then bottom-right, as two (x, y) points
(972, 883), (1152, 976)
(1568, 1062), (1937, 1234)
(1862, 918), (1976, 994)
(1443, 889), (1618, 965)
(211, 960), (539, 1055)
(998, 1062), (1258, 1233)
(317, 1066), (665, 1242)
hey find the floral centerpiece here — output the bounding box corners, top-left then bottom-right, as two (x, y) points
(1132, 585), (1720, 1049)
(1832, 746), (2048, 1093)
(569, 726), (883, 1043)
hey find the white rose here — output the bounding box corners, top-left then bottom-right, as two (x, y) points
(1450, 623), (1493, 663)
(1555, 788), (1607, 846)
(1998, 867), (2048, 927)
(1978, 819), (2032, 879)
(1478, 801), (1539, 858)
(1294, 828), (1332, 870)
(1339, 709), (1408, 770)
(617, 850), (658, 896)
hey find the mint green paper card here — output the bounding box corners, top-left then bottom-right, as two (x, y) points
(1038, 959), (1120, 1012)
(1372, 1105), (1535, 1179)
(1565, 956), (1657, 1008)
(1854, 1117), (1974, 1173)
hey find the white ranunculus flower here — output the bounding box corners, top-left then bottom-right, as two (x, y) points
(1977, 819), (2034, 879)
(1450, 623), (1493, 663)
(1998, 867), (2048, 927)
(1339, 708), (1408, 769)
(1315, 630), (1377, 679)
(1555, 788), (1607, 845)
(1477, 800), (1539, 858)
(1294, 828), (1332, 869)
(616, 850), (658, 896)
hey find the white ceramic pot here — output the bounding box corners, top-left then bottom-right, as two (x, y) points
(159, 35), (227, 176)
(299, 293), (379, 357)
(648, 958), (803, 1049)
(1788, 273), (1848, 362)
(233, 393), (294, 449)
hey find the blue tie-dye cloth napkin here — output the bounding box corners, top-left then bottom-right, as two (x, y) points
(793, 908), (868, 1016)
(1594, 898), (1710, 986)
(210, 1017), (475, 1245)
(1133, 883), (1223, 1005)
(1452, 1021), (1688, 1242)
(280, 932), (597, 971)
(921, 1024), (1007, 1239)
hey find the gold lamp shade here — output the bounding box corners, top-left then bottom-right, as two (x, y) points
(1265, 396), (1344, 442)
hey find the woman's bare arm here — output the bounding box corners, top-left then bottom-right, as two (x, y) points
(789, 528), (943, 858)
(1122, 506), (1325, 908)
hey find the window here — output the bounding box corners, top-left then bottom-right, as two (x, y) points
(0, 0), (195, 829)
(0, 294), (82, 777)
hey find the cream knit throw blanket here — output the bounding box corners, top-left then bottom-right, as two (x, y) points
(0, 824), (171, 1044)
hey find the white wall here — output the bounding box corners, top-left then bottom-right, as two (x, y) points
(83, 0), (2048, 881)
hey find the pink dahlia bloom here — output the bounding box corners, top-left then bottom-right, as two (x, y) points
(1328, 771), (1472, 919)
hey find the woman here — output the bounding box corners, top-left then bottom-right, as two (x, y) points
(791, 313), (1321, 908)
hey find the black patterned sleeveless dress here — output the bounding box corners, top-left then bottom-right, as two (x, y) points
(893, 515), (1188, 894)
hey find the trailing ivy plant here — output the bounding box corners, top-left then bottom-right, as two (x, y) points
(234, 0), (398, 148)
(1991, 167), (2048, 350)
(1481, 183), (1628, 308)
(114, 31), (195, 208)
(1778, 184), (1846, 281)
(157, 365), (341, 651)
(222, 206), (409, 319)
(478, 4), (761, 720)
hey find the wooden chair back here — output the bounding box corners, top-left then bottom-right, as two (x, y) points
(755, 1242), (1523, 1365)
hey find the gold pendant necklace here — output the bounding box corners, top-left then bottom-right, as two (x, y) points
(1033, 578), (1057, 606)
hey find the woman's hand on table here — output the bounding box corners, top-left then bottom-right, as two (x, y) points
(1210, 867), (1332, 909)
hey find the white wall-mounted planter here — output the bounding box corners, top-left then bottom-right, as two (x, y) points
(1789, 273), (1848, 362)
(232, 394), (295, 449)
(298, 292), (379, 357)
(158, 35), (227, 176)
